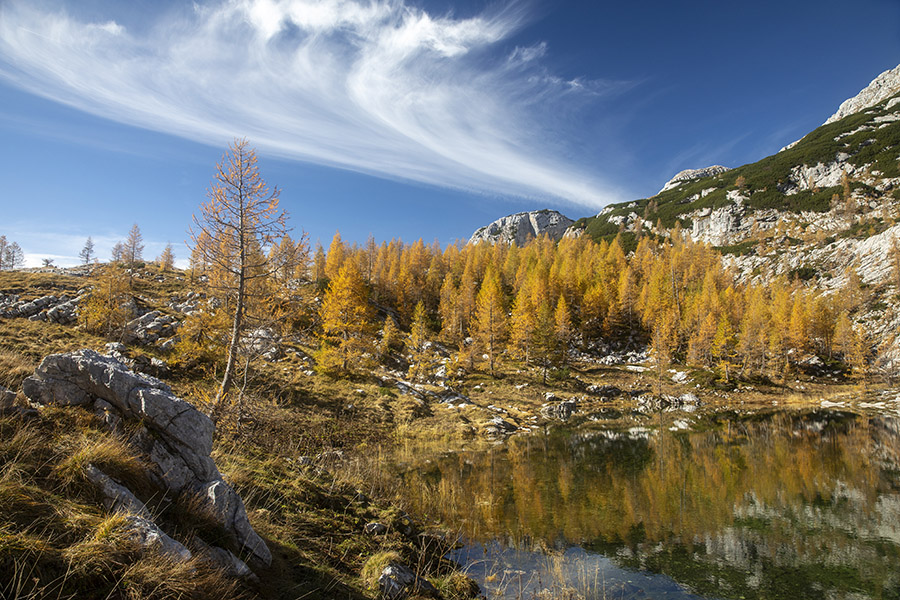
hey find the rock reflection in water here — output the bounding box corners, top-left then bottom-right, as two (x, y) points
(396, 410), (900, 599)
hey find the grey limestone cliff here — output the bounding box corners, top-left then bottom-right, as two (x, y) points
(469, 209), (574, 246)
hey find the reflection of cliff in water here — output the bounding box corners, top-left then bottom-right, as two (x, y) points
(396, 410), (900, 599)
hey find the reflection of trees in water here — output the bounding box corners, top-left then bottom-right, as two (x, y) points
(397, 409), (900, 598)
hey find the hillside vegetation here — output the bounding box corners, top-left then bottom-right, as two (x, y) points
(573, 90), (900, 247)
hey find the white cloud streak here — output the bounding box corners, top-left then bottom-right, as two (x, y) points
(0, 0), (625, 207)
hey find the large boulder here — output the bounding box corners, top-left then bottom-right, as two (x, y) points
(22, 349), (271, 569)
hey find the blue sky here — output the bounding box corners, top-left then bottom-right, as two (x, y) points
(0, 0), (898, 267)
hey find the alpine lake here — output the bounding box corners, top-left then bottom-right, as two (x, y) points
(388, 391), (900, 600)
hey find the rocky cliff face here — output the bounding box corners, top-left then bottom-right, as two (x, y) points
(825, 64), (900, 125)
(469, 209), (574, 246)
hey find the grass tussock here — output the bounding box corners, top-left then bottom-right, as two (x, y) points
(54, 431), (149, 494)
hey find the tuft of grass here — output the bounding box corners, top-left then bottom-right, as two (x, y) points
(54, 433), (148, 494)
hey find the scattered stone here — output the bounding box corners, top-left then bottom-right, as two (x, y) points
(585, 384), (622, 399)
(541, 399), (577, 421)
(636, 393), (702, 413)
(195, 539), (255, 579)
(0, 292), (86, 324)
(671, 371), (689, 383)
(365, 522), (388, 536)
(0, 386), (16, 411)
(122, 311), (180, 346)
(378, 563), (439, 600)
(316, 449), (344, 464)
(487, 416), (517, 435)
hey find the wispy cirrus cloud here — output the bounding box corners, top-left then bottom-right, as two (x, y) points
(0, 0), (629, 208)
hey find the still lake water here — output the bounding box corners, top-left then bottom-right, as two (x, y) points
(395, 406), (900, 599)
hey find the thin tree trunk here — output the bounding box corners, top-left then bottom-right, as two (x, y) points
(213, 200), (247, 422)
(213, 276), (244, 421)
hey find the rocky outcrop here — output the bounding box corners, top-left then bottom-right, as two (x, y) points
(825, 64), (900, 125)
(659, 166), (730, 194)
(469, 210), (574, 246)
(123, 311), (180, 346)
(0, 292), (86, 324)
(22, 349), (271, 569)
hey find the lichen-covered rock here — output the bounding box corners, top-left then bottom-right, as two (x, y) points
(22, 349), (272, 569)
(122, 515), (192, 561)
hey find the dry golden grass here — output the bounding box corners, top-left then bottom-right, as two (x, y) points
(53, 431), (149, 493)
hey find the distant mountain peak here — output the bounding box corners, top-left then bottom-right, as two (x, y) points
(824, 63), (900, 125)
(469, 209), (574, 246)
(659, 165), (730, 194)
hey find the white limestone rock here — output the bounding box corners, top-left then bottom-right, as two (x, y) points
(22, 349), (273, 569)
(659, 166), (730, 194)
(469, 210), (574, 246)
(825, 64), (900, 125)
(83, 464), (151, 519)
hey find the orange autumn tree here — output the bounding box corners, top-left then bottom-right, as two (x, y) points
(188, 138), (290, 419)
(317, 261), (373, 374)
(473, 267), (507, 377)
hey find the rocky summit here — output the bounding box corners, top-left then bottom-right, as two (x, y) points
(825, 63), (900, 125)
(658, 165), (731, 194)
(468, 209), (574, 246)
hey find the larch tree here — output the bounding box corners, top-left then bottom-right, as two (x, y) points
(79, 237), (95, 264)
(651, 306), (679, 393)
(317, 261), (373, 374)
(124, 224), (144, 268)
(188, 138), (290, 417)
(0, 236), (24, 270)
(554, 295), (573, 367)
(110, 242), (127, 264)
(312, 242), (327, 288)
(157, 243), (175, 271)
(380, 315), (402, 358)
(508, 283), (536, 363)
(532, 299), (557, 384)
(473, 268), (507, 377)
(406, 301), (431, 381)
(325, 231), (346, 282)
